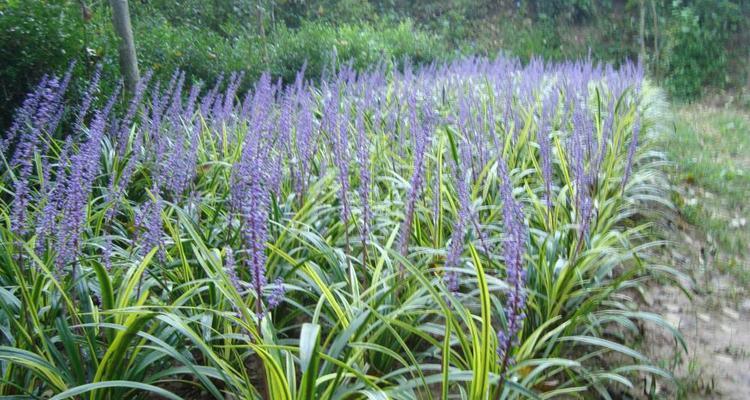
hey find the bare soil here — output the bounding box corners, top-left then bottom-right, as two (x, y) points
(637, 194), (750, 398)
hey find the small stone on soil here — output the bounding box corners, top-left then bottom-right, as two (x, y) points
(697, 313), (711, 323)
(722, 307), (740, 320)
(715, 354), (734, 364)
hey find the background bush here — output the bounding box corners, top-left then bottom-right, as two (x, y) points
(1, 0), (749, 129)
(663, 0), (744, 98)
(0, 1), (88, 127)
(0, 1), (446, 129)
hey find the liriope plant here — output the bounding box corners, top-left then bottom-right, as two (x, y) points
(0, 57), (682, 399)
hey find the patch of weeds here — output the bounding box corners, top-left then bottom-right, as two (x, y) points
(722, 345), (749, 360)
(674, 358), (717, 399)
(716, 258), (750, 286)
(663, 105), (750, 290)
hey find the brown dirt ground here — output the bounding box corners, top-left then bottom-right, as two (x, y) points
(636, 193), (750, 398)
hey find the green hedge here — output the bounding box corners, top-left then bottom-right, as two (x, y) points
(134, 17), (446, 91)
(0, 1), (92, 127)
(1, 0), (747, 126)
(0, 0), (446, 129)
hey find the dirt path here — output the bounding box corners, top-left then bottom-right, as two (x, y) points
(639, 104), (750, 399)
(642, 225), (750, 399)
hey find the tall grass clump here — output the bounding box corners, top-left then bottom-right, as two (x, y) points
(0, 56), (680, 399)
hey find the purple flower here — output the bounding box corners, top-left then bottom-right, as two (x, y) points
(117, 70), (153, 156)
(147, 81), (167, 146)
(398, 95), (435, 257)
(42, 63), (75, 142)
(4, 62), (70, 157)
(578, 192), (594, 240)
(55, 108), (109, 272)
(496, 156), (527, 369)
(164, 70), (186, 128)
(103, 237), (113, 271)
(566, 87), (603, 242)
(294, 90), (316, 198)
(5, 76), (55, 237)
(200, 74), (224, 120)
(356, 108), (372, 257)
(184, 81), (203, 120)
(163, 120), (199, 196)
(35, 137), (73, 254)
(443, 159), (471, 293)
(2, 76), (45, 155)
(539, 89), (558, 210)
(457, 93), (480, 182)
(231, 82), (274, 313)
(325, 83), (352, 225)
(10, 74), (64, 167)
(240, 172), (270, 308)
(135, 185), (164, 259)
(266, 278), (286, 310)
(10, 175), (31, 240)
(75, 64), (102, 132)
(224, 247), (241, 293)
(221, 71), (245, 122)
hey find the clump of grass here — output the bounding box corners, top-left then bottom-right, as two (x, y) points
(0, 56), (679, 398)
(664, 105), (750, 289)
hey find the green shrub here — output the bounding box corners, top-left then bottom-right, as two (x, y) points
(491, 18), (565, 62)
(663, 0), (743, 99)
(530, 0), (598, 21)
(663, 5), (722, 98)
(0, 2), (446, 130)
(0, 0), (86, 127)
(131, 0), (255, 35)
(134, 16), (262, 86)
(267, 20), (446, 83)
(135, 18), (446, 89)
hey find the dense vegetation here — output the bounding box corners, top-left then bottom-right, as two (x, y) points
(1, 0), (748, 128)
(0, 55), (681, 398)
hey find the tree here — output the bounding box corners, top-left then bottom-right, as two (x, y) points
(651, 0), (660, 80)
(109, 0), (139, 92)
(638, 0), (646, 62)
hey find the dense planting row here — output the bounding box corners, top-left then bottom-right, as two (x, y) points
(0, 57), (675, 399)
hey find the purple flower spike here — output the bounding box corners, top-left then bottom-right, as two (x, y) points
(184, 81), (203, 121)
(75, 64), (103, 132)
(539, 89), (558, 210)
(135, 185), (164, 259)
(103, 237), (113, 271)
(266, 277), (286, 310)
(55, 108), (108, 273)
(398, 97), (435, 258)
(496, 156), (527, 371)
(294, 90), (316, 199)
(324, 82), (352, 226)
(444, 142), (472, 293)
(443, 182), (470, 292)
(224, 247), (242, 293)
(231, 85), (274, 315)
(117, 70), (153, 156)
(356, 108), (371, 256)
